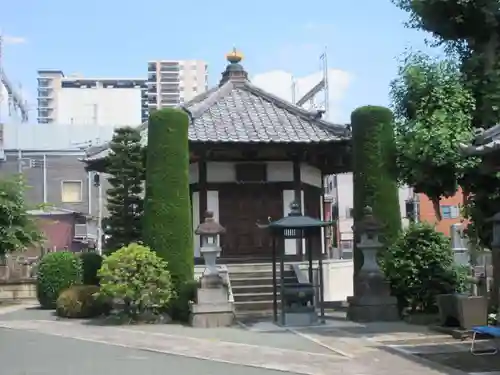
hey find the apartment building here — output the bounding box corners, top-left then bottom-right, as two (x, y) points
(37, 70), (148, 125)
(418, 189), (465, 236)
(147, 60), (208, 111)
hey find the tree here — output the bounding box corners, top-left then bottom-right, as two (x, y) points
(143, 108), (194, 288)
(0, 177), (43, 258)
(104, 127), (145, 252)
(351, 106), (402, 273)
(98, 243), (173, 321)
(392, 0), (500, 129)
(384, 222), (466, 313)
(392, 0), (500, 247)
(390, 52), (477, 219)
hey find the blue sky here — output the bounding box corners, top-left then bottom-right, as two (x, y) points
(0, 0), (434, 123)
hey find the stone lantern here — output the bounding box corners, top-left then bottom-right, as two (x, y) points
(195, 211), (226, 284)
(347, 206), (399, 322)
(355, 206), (384, 276)
(191, 211), (234, 328)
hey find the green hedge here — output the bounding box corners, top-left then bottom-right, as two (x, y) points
(36, 251), (82, 309)
(143, 108), (194, 288)
(78, 252), (103, 286)
(351, 106), (401, 273)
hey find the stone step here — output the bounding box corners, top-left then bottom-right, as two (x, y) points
(234, 300), (277, 312)
(231, 283), (301, 295)
(235, 309), (275, 318)
(226, 263), (293, 273)
(229, 270), (296, 280)
(230, 276), (297, 287)
(231, 284), (275, 294)
(233, 292), (277, 302)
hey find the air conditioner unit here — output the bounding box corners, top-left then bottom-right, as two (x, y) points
(74, 224), (88, 239)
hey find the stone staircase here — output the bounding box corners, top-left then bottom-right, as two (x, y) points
(227, 263), (298, 316)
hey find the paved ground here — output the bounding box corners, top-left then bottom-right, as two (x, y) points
(0, 329), (299, 375)
(1, 303), (496, 375)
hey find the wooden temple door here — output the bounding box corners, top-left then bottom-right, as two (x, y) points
(219, 184), (282, 260)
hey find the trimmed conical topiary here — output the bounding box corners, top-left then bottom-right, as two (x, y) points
(351, 105), (401, 274)
(143, 108), (194, 288)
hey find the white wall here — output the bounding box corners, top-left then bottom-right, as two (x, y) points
(57, 87), (143, 126)
(326, 173), (413, 252)
(298, 259), (354, 302)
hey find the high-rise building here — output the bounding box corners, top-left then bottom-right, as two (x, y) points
(147, 60), (208, 111)
(37, 70), (148, 125)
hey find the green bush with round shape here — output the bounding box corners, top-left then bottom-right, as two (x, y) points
(143, 108), (194, 289)
(98, 243), (174, 321)
(383, 222), (466, 313)
(351, 106), (401, 274)
(56, 284), (111, 318)
(78, 252), (103, 286)
(36, 251), (82, 309)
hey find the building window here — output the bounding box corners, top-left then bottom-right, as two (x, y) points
(441, 205), (460, 219)
(61, 181), (83, 203)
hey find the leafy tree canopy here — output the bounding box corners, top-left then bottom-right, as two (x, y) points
(390, 51), (478, 217)
(0, 177), (43, 257)
(393, 0), (500, 41)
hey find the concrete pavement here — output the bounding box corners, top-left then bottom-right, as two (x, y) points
(0, 303), (477, 375)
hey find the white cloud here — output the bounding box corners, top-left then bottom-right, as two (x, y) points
(2, 35), (27, 45)
(252, 68), (353, 123)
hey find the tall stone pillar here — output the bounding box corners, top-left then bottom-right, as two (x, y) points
(347, 207), (399, 322)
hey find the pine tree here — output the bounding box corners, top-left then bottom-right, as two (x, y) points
(104, 127), (145, 251)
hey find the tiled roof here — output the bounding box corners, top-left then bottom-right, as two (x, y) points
(459, 124), (500, 155)
(460, 139), (500, 155)
(85, 79), (350, 161)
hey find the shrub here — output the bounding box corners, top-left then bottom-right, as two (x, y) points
(169, 279), (199, 322)
(383, 222), (463, 313)
(78, 252), (103, 286)
(143, 108), (194, 289)
(56, 285), (111, 318)
(36, 251), (82, 309)
(98, 243), (174, 321)
(351, 106), (401, 274)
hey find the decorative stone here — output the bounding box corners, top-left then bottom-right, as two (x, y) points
(347, 206), (399, 322)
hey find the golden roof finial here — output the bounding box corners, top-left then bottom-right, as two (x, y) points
(226, 47), (243, 64)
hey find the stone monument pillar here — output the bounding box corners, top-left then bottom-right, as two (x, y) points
(347, 207), (399, 322)
(190, 211), (235, 328)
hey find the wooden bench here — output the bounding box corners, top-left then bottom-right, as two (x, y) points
(471, 326), (500, 355)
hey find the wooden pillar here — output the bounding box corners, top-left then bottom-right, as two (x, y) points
(292, 159), (303, 257)
(198, 160), (207, 248)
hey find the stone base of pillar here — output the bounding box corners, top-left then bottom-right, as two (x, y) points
(189, 278), (235, 328)
(346, 295), (399, 322)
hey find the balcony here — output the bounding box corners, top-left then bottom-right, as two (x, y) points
(37, 78), (52, 88)
(37, 99), (51, 108)
(148, 62), (157, 72)
(37, 89), (53, 98)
